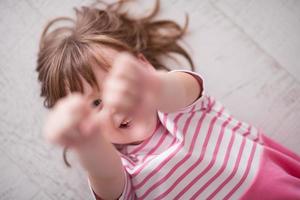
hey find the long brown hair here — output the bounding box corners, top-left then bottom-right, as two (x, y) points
(36, 0), (194, 167)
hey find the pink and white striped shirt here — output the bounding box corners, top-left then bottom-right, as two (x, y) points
(90, 70), (300, 200)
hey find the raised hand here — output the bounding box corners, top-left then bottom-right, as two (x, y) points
(43, 94), (102, 147)
(102, 53), (161, 128)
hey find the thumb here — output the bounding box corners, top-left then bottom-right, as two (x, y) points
(79, 110), (103, 136)
(101, 107), (120, 130)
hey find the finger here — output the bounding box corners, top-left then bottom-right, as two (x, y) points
(101, 107), (121, 130)
(79, 112), (101, 136)
(104, 78), (141, 103)
(110, 66), (140, 84)
(112, 53), (141, 74)
(103, 75), (140, 95)
(105, 92), (141, 115)
(44, 94), (91, 145)
(103, 88), (142, 129)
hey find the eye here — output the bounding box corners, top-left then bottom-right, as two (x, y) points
(92, 99), (102, 107)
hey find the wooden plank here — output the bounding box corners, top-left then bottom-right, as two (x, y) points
(211, 0), (300, 81)
(0, 153), (39, 200)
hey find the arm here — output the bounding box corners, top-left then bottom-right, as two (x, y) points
(155, 71), (202, 113)
(75, 133), (124, 200)
(80, 55), (202, 198)
(78, 71), (201, 199)
(102, 53), (203, 124)
(44, 95), (125, 200)
(86, 71), (201, 198)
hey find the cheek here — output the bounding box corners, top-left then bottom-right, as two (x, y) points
(131, 109), (158, 141)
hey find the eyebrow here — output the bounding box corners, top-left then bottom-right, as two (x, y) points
(87, 93), (102, 100)
(83, 87), (99, 99)
(83, 82), (104, 101)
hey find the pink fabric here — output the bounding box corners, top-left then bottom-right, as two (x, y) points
(241, 134), (300, 200)
(88, 70), (300, 199)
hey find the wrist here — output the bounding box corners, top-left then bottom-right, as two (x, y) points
(73, 133), (122, 178)
(73, 130), (106, 152)
(146, 70), (166, 109)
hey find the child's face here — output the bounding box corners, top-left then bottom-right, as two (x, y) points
(80, 48), (158, 145)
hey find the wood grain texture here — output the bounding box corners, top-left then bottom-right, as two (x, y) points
(211, 0), (300, 81)
(0, 0), (299, 199)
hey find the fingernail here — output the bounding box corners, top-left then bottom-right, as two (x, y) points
(113, 113), (125, 128)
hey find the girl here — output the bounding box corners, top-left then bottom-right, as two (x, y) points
(36, 1), (300, 199)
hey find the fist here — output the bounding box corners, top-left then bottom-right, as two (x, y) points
(43, 94), (100, 147)
(102, 53), (161, 127)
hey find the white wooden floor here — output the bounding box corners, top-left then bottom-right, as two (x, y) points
(0, 0), (299, 199)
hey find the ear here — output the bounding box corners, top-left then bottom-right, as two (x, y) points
(137, 53), (155, 71)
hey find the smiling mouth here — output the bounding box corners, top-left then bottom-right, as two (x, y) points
(119, 119), (132, 129)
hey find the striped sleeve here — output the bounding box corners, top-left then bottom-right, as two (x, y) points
(157, 70), (215, 142)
